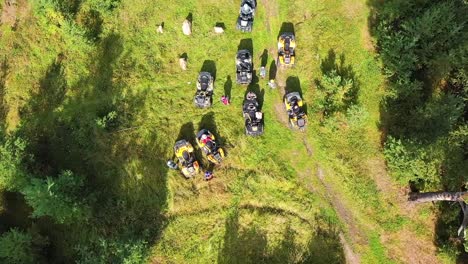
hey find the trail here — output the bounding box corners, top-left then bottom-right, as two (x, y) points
(265, 5), (363, 258)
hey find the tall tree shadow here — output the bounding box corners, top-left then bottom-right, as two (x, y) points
(218, 210), (268, 264)
(224, 75), (232, 98)
(218, 209), (345, 264)
(201, 60), (217, 81)
(285, 76), (307, 115)
(14, 33), (169, 262)
(56, 0), (83, 18)
(0, 58), (9, 127)
(78, 9), (104, 41)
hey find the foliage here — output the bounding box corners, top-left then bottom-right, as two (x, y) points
(384, 137), (441, 188)
(0, 228), (34, 264)
(0, 135), (29, 191)
(21, 171), (90, 224)
(371, 0), (468, 257)
(314, 51), (359, 117)
(316, 69), (355, 115)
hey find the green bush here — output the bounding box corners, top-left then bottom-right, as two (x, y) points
(0, 229), (34, 264)
(21, 171), (91, 224)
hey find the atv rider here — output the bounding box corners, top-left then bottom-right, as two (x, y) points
(288, 97), (301, 118)
(200, 134), (212, 145)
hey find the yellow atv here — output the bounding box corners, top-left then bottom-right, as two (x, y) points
(174, 140), (200, 178)
(277, 33), (296, 67)
(284, 92), (307, 130)
(196, 129), (225, 164)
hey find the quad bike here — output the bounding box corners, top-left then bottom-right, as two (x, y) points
(174, 140), (200, 178)
(284, 92), (307, 130)
(277, 33), (296, 67)
(196, 129), (225, 164)
(236, 50), (253, 84)
(243, 92), (264, 136)
(194, 72), (214, 108)
(237, 0), (256, 32)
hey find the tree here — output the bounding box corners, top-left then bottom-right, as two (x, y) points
(0, 229), (34, 264)
(21, 170), (90, 224)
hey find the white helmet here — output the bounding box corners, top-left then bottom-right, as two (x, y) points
(242, 4), (250, 13)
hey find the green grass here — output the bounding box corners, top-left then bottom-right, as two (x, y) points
(0, 0), (445, 263)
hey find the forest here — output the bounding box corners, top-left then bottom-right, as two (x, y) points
(0, 0), (466, 263)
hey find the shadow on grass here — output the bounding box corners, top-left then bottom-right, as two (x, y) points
(79, 9), (104, 41)
(269, 60), (277, 80)
(260, 49), (268, 67)
(245, 70), (264, 109)
(0, 58), (9, 127)
(215, 22), (226, 29)
(198, 111), (225, 145)
(277, 22), (295, 39)
(186, 12), (193, 22)
(12, 33), (169, 262)
(218, 209), (345, 264)
(177, 122), (196, 143)
(224, 75), (232, 99)
(238, 39), (254, 55)
(201, 60), (217, 81)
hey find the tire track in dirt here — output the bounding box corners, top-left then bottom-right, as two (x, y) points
(260, 0), (278, 33)
(263, 1), (362, 262)
(317, 166), (363, 264)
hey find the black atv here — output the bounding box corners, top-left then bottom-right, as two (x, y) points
(194, 72), (214, 108)
(236, 50), (253, 84)
(236, 0), (256, 32)
(243, 92), (264, 136)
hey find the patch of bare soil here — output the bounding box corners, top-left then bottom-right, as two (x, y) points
(317, 166), (363, 264)
(0, 0), (23, 27)
(302, 138), (313, 156)
(361, 25), (375, 52)
(342, 0), (365, 20)
(274, 102), (289, 126)
(260, 0), (278, 33)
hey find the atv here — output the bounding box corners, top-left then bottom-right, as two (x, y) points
(243, 92), (264, 136)
(284, 92), (306, 130)
(174, 140), (200, 178)
(196, 129), (225, 164)
(236, 50), (253, 84)
(237, 0), (256, 32)
(277, 33), (296, 67)
(194, 72), (214, 108)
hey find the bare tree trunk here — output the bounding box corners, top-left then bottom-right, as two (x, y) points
(408, 191), (468, 203)
(409, 191), (468, 238)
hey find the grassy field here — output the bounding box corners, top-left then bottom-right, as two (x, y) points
(0, 0), (451, 263)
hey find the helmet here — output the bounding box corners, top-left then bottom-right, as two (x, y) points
(201, 134), (207, 140)
(242, 4), (250, 13)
